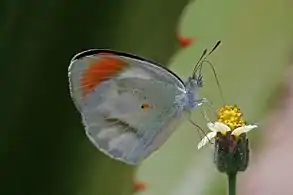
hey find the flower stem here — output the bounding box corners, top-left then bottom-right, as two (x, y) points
(227, 172), (237, 195)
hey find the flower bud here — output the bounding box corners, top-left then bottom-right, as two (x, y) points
(214, 132), (249, 173)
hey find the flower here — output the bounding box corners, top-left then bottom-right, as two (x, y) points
(197, 105), (258, 173)
(197, 105), (258, 149)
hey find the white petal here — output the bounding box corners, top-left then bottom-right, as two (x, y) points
(207, 122), (231, 135)
(207, 122), (218, 132)
(231, 125), (258, 136)
(214, 122), (231, 132)
(197, 132), (217, 149)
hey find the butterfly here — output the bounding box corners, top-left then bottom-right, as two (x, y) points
(68, 41), (221, 165)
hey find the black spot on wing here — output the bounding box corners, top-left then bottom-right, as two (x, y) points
(105, 118), (141, 137)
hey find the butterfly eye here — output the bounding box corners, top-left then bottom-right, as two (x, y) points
(141, 103), (151, 110)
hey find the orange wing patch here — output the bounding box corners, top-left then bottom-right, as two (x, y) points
(80, 56), (127, 97)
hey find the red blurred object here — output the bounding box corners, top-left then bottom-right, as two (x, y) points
(134, 181), (146, 193)
(177, 34), (195, 48)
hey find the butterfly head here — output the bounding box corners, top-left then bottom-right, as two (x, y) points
(190, 40), (222, 88)
(184, 41), (223, 109)
(185, 73), (203, 90)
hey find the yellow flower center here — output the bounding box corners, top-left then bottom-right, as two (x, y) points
(217, 105), (245, 130)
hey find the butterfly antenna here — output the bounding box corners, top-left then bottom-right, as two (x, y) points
(192, 49), (207, 78)
(192, 40), (221, 80)
(199, 40), (225, 104)
(207, 40), (221, 56)
(204, 60), (226, 104)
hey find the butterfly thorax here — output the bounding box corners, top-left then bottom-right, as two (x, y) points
(183, 76), (203, 110)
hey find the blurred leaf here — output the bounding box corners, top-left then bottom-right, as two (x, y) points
(1, 1), (190, 195)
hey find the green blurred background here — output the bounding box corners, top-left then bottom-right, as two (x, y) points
(2, 0), (293, 195)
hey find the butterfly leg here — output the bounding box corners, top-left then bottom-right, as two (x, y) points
(195, 97), (208, 106)
(196, 97), (219, 122)
(187, 111), (208, 143)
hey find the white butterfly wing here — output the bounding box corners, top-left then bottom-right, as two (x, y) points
(68, 50), (187, 165)
(68, 49), (186, 111)
(81, 78), (186, 165)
